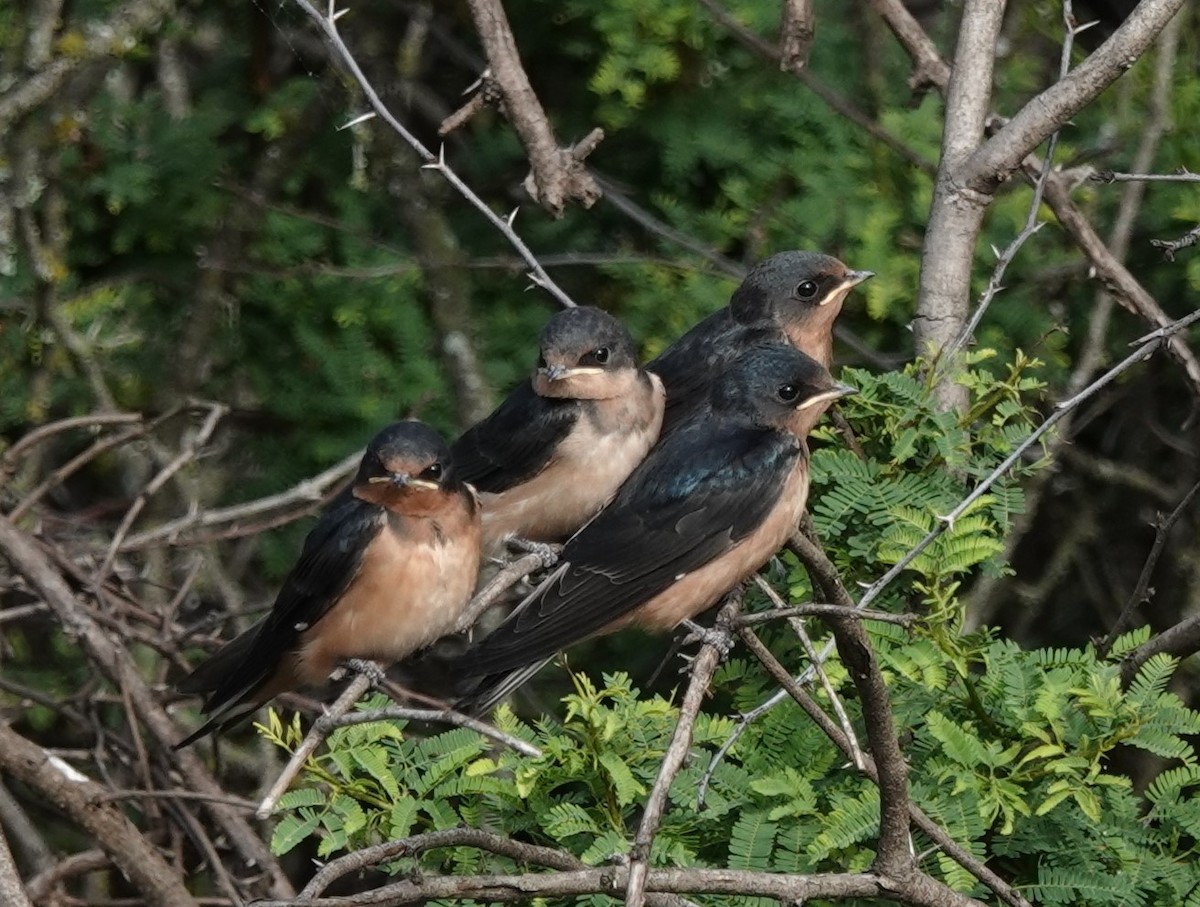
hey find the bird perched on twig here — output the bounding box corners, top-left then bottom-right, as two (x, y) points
(175, 421), (480, 746)
(455, 342), (854, 714)
(451, 305), (664, 553)
(650, 250), (871, 434)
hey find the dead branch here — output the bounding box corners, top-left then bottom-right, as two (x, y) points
(778, 0), (816, 73)
(0, 724), (193, 907)
(463, 0), (603, 216)
(0, 513), (294, 899)
(1099, 478), (1200, 656)
(626, 598), (739, 907)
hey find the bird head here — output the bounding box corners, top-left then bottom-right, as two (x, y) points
(352, 421), (462, 514)
(729, 251), (872, 336)
(713, 342), (856, 438)
(532, 306), (641, 400)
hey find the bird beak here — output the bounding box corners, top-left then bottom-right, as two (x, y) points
(844, 270), (874, 287)
(540, 364), (604, 381)
(795, 383), (858, 410)
(394, 472), (440, 491)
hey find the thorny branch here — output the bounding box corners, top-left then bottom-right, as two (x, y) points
(290, 0), (579, 309)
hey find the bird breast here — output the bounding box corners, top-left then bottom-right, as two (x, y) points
(296, 505), (481, 684)
(481, 371), (665, 545)
(623, 457), (810, 632)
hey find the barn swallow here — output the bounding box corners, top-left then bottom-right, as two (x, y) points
(456, 343), (854, 713)
(451, 305), (664, 552)
(175, 421), (481, 745)
(650, 251), (871, 434)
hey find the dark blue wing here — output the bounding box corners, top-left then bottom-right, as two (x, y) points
(451, 379), (579, 492)
(179, 489), (379, 707)
(461, 419), (799, 674)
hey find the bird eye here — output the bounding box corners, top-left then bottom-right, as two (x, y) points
(795, 280), (819, 300)
(592, 347), (611, 364)
(420, 463), (444, 481)
(536, 354), (547, 369)
(777, 383), (800, 403)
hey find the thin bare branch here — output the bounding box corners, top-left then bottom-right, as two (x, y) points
(291, 0), (578, 308)
(1099, 478), (1200, 656)
(1092, 168), (1200, 184)
(325, 705), (542, 757)
(626, 597), (739, 907)
(1151, 223), (1200, 261)
(858, 307), (1200, 613)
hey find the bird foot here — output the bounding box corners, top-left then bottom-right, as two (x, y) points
(342, 658), (388, 688)
(506, 536), (561, 567)
(679, 619), (734, 658)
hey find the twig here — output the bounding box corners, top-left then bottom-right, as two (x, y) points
(325, 706), (541, 757)
(753, 576), (864, 768)
(0, 411), (142, 476)
(463, 0), (603, 216)
(120, 448), (359, 550)
(625, 597), (739, 907)
(0, 724), (193, 907)
(298, 827), (694, 907)
(1091, 168), (1200, 184)
(1122, 613), (1200, 684)
(778, 0), (815, 73)
(737, 603), (914, 627)
(291, 0), (578, 309)
(455, 548), (558, 634)
(857, 307), (1200, 614)
(24, 849), (110, 903)
(96, 789), (261, 811)
(1150, 223), (1200, 261)
(257, 671), (374, 818)
(1099, 478), (1200, 656)
(93, 402), (227, 586)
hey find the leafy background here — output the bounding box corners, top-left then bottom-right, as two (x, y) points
(2, 0), (1199, 903)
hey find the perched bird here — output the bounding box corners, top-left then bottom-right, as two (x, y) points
(456, 343), (854, 713)
(175, 421), (481, 745)
(451, 305), (664, 552)
(649, 250), (871, 433)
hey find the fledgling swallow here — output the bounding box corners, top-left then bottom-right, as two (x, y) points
(451, 305), (664, 552)
(456, 343), (855, 713)
(649, 250), (871, 434)
(175, 421), (481, 746)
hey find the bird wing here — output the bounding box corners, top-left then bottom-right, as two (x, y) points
(461, 422), (798, 674)
(648, 308), (735, 422)
(179, 489), (380, 713)
(450, 379), (579, 492)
